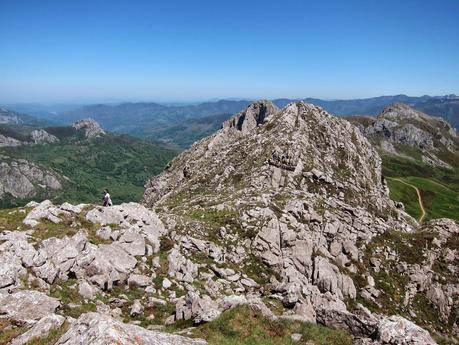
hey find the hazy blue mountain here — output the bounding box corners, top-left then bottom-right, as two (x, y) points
(0, 107), (50, 127)
(414, 97), (459, 129)
(148, 113), (232, 149)
(47, 100), (249, 138)
(4, 95), (457, 149)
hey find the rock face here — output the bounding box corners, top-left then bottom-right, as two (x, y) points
(0, 290), (60, 325)
(0, 134), (23, 147)
(30, 129), (60, 144)
(55, 312), (206, 345)
(347, 103), (459, 169)
(0, 157), (62, 199)
(377, 316), (437, 345)
(72, 118), (105, 138)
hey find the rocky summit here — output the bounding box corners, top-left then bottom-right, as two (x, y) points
(0, 101), (457, 345)
(347, 103), (459, 169)
(72, 118), (106, 138)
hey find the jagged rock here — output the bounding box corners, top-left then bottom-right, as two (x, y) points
(78, 281), (98, 299)
(23, 200), (64, 227)
(0, 290), (60, 325)
(223, 100), (279, 134)
(72, 119), (105, 138)
(316, 307), (378, 338)
(348, 103), (458, 169)
(11, 314), (65, 345)
(30, 129), (59, 144)
(376, 316), (437, 344)
(96, 226), (112, 240)
(0, 134), (22, 147)
(0, 250), (27, 289)
(168, 249), (198, 283)
(130, 299), (144, 317)
(0, 160), (61, 200)
(60, 202), (86, 214)
(117, 228), (146, 256)
(128, 274), (151, 287)
(79, 243), (137, 289)
(55, 312), (206, 344)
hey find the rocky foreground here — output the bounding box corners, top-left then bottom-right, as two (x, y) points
(0, 101), (457, 344)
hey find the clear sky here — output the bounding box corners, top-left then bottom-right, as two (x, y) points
(0, 0), (458, 103)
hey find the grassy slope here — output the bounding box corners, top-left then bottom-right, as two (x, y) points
(386, 178), (423, 220)
(382, 154), (459, 222)
(1, 132), (178, 206)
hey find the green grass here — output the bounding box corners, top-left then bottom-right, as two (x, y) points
(386, 178), (422, 220)
(0, 319), (27, 345)
(190, 305), (353, 345)
(0, 131), (178, 207)
(387, 176), (459, 222)
(382, 152), (459, 222)
(403, 176), (459, 221)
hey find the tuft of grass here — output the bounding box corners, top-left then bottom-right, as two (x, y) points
(0, 319), (28, 345)
(50, 278), (97, 319)
(0, 207), (29, 231)
(190, 305), (353, 345)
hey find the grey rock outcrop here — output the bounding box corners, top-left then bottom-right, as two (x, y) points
(55, 312), (206, 345)
(347, 103), (459, 169)
(11, 314), (65, 345)
(376, 316), (437, 344)
(0, 290), (60, 325)
(0, 158), (62, 199)
(30, 129), (60, 144)
(0, 134), (23, 147)
(72, 118), (105, 138)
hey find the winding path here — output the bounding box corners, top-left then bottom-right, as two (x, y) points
(390, 177), (426, 223)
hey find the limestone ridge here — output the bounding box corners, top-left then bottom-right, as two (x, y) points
(347, 103), (459, 169)
(144, 100), (394, 215)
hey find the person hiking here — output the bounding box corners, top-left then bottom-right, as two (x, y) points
(102, 189), (113, 206)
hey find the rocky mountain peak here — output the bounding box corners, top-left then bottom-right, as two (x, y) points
(144, 100), (391, 213)
(72, 118), (105, 138)
(348, 103), (458, 169)
(379, 103), (433, 124)
(222, 99), (278, 134)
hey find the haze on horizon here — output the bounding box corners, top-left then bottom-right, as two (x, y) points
(1, 0), (458, 104)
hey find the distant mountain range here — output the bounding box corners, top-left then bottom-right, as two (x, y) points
(4, 95), (458, 148)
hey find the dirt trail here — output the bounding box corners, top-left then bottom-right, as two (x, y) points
(392, 178), (426, 223)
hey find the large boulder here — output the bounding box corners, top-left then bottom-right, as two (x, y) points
(55, 312), (206, 345)
(376, 316), (437, 345)
(0, 290), (60, 325)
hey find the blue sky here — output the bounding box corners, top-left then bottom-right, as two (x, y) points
(0, 0), (458, 103)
